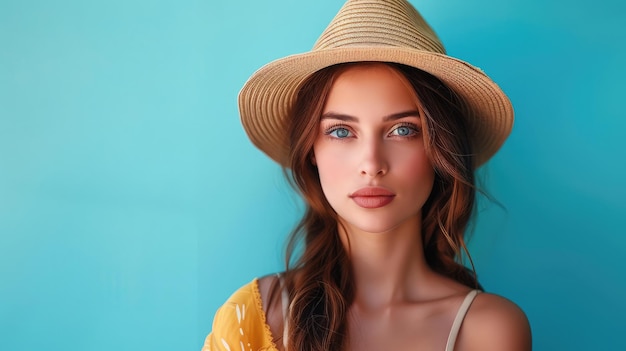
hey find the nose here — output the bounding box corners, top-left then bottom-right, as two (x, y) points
(359, 138), (388, 177)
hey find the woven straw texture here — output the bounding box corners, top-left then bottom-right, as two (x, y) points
(239, 0), (513, 167)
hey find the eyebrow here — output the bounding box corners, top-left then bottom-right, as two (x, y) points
(320, 110), (421, 122)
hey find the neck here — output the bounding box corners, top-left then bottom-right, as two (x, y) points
(339, 215), (432, 310)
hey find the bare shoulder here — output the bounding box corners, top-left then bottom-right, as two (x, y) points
(457, 292), (532, 351)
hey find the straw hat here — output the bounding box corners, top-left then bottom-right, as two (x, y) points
(239, 0), (513, 167)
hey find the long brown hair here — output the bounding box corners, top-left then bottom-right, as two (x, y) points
(277, 62), (480, 351)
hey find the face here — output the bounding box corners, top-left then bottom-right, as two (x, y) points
(312, 63), (435, 234)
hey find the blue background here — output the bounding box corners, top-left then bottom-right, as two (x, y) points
(1, 0), (624, 350)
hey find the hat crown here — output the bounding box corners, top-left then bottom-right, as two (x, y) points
(313, 0), (445, 54)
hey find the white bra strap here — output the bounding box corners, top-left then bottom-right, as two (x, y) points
(445, 289), (480, 351)
(278, 274), (289, 349)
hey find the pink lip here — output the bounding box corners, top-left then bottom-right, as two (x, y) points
(349, 187), (395, 209)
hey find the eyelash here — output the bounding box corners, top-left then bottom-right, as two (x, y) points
(322, 122), (421, 139)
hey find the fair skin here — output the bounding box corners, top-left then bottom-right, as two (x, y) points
(259, 63), (531, 350)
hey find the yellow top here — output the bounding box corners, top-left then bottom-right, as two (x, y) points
(202, 279), (278, 351)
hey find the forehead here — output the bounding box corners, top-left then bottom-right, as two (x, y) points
(323, 63), (420, 115)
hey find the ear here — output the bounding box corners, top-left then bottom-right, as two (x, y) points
(310, 152), (317, 166)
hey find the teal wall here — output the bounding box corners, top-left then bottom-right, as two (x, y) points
(1, 0), (624, 350)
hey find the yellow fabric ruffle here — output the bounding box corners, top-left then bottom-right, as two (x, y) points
(202, 279), (279, 351)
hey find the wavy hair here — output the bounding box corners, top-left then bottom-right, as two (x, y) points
(276, 62), (480, 351)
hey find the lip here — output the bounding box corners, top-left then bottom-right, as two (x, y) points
(349, 187), (395, 209)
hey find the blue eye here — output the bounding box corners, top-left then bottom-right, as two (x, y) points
(396, 126), (411, 136)
(328, 127), (352, 138)
(390, 124), (418, 137)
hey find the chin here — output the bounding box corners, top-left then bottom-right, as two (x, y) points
(331, 199), (424, 235)
(339, 217), (411, 235)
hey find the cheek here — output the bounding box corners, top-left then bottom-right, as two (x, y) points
(394, 148), (435, 189)
(405, 154), (433, 177)
(315, 147), (336, 175)
(313, 144), (349, 194)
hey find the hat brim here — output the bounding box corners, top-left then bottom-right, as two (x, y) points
(239, 47), (513, 168)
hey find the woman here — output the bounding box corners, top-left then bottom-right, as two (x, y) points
(204, 1), (531, 350)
